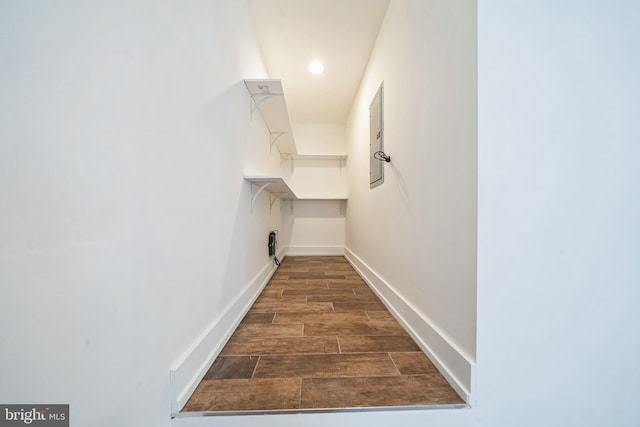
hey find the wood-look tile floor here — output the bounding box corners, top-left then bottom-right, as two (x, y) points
(182, 256), (464, 413)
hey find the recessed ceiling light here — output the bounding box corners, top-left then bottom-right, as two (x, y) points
(308, 61), (324, 74)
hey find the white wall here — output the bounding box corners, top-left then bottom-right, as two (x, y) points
(282, 123), (347, 254)
(344, 0), (478, 396)
(283, 159), (347, 199)
(283, 200), (345, 255)
(474, 0), (640, 425)
(292, 123), (347, 155)
(178, 0), (640, 426)
(2, 1), (639, 427)
(0, 1), (279, 426)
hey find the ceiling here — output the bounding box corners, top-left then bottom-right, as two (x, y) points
(247, 0), (391, 124)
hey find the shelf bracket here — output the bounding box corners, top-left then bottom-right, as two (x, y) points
(270, 132), (288, 154)
(250, 93), (281, 116)
(269, 193), (281, 213)
(251, 182), (272, 214)
(271, 132), (287, 144)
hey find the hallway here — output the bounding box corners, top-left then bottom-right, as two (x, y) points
(182, 256), (464, 413)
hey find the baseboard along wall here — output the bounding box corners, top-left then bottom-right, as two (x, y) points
(168, 249), (284, 416)
(344, 247), (475, 404)
(285, 245), (345, 256)
(169, 245), (475, 416)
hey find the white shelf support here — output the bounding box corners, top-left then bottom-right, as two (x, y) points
(250, 92), (282, 115)
(251, 182), (272, 214)
(271, 132), (288, 153)
(245, 176), (299, 214)
(245, 175), (348, 214)
(269, 193), (280, 213)
(244, 79), (297, 154)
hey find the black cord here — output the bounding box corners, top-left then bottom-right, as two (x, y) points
(373, 151), (391, 162)
(272, 230), (280, 266)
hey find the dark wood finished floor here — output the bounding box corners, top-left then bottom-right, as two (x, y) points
(182, 256), (464, 412)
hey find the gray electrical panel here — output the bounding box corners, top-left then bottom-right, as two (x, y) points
(369, 83), (384, 188)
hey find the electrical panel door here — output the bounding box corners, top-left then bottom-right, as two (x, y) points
(370, 83), (384, 188)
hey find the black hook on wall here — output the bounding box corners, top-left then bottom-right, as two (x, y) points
(373, 151), (391, 163)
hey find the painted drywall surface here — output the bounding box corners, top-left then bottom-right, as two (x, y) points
(345, 0), (478, 362)
(285, 200), (345, 254)
(281, 123), (347, 252)
(280, 163), (347, 252)
(1, 1), (638, 427)
(473, 1), (640, 425)
(0, 1), (277, 426)
(291, 123), (347, 155)
(284, 159), (348, 198)
(176, 1), (640, 426)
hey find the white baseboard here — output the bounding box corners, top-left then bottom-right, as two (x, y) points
(344, 247), (475, 404)
(169, 251), (284, 416)
(170, 246), (475, 417)
(285, 245), (345, 256)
